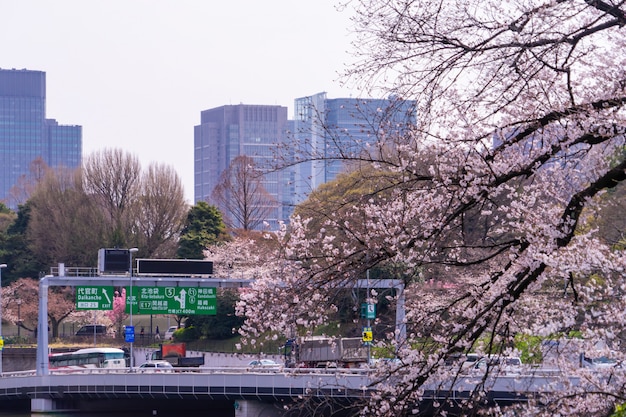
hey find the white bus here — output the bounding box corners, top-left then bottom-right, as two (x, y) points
(49, 347), (126, 370)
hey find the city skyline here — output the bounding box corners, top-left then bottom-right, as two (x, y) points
(0, 65), (415, 220)
(0, 69), (82, 210)
(194, 95), (417, 229)
(194, 103), (290, 230)
(0, 1), (360, 203)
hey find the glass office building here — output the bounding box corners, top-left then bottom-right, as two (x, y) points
(0, 69), (82, 209)
(194, 104), (290, 230)
(292, 92), (417, 205)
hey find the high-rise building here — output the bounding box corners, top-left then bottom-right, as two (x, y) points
(194, 95), (417, 230)
(292, 92), (417, 205)
(194, 104), (290, 230)
(0, 68), (82, 209)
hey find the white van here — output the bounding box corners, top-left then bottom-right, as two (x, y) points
(164, 326), (178, 340)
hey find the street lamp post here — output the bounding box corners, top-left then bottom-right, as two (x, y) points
(128, 248), (138, 370)
(0, 263), (7, 375)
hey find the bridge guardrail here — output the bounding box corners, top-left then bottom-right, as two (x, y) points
(0, 366), (372, 378)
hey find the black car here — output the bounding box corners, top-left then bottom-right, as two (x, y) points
(75, 325), (108, 336)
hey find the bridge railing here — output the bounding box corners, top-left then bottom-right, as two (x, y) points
(0, 366), (372, 378)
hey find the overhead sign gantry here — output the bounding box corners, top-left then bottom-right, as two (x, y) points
(36, 264), (406, 375)
(37, 273), (253, 376)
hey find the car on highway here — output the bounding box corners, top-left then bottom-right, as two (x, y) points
(472, 355), (523, 374)
(581, 353), (619, 370)
(248, 359), (281, 369)
(75, 325), (108, 337)
(138, 360), (174, 372)
(444, 353), (481, 372)
(373, 357), (402, 369)
(163, 326), (178, 340)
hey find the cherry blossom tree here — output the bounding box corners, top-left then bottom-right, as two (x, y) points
(1, 278), (77, 339)
(237, 1), (626, 415)
(105, 288), (128, 340)
(1, 278), (40, 338)
(205, 231), (281, 279)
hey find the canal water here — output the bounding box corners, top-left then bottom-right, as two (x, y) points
(0, 399), (237, 417)
(0, 411), (234, 417)
(0, 414), (224, 417)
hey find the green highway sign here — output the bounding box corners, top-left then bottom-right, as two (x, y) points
(76, 286), (114, 310)
(126, 286), (138, 315)
(127, 286), (217, 315)
(361, 303), (376, 319)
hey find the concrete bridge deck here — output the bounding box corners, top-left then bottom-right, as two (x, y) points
(0, 365), (594, 416)
(0, 367), (371, 416)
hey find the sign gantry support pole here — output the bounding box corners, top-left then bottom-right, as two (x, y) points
(0, 263), (7, 374)
(128, 248), (138, 371)
(36, 277), (50, 376)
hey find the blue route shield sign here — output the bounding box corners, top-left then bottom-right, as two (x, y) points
(125, 325), (135, 343)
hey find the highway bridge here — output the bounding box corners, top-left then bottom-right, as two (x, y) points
(0, 272), (408, 416)
(0, 366), (371, 416)
(0, 364), (592, 416)
(0, 271), (599, 416)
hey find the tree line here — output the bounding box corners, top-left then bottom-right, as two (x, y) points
(0, 148), (235, 339)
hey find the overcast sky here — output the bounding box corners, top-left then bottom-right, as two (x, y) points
(0, 1), (359, 203)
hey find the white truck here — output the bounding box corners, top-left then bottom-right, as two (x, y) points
(284, 336), (369, 368)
